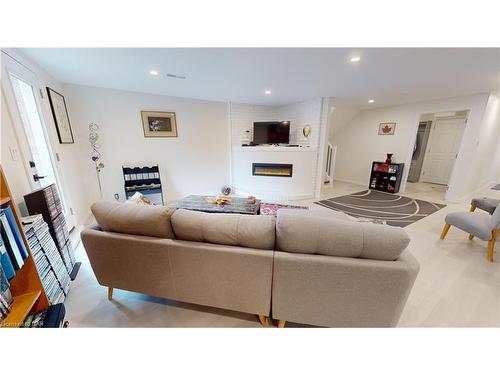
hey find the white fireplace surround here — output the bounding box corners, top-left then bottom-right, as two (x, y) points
(229, 97), (328, 201)
(232, 146), (318, 200)
(229, 98), (328, 202)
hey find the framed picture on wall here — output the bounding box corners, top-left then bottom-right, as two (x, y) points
(46, 87), (75, 144)
(378, 122), (396, 135)
(141, 111), (178, 138)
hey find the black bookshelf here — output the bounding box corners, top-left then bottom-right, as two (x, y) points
(369, 162), (404, 193)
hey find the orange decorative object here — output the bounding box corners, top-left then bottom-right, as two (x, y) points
(205, 196), (232, 205)
(215, 197), (231, 205)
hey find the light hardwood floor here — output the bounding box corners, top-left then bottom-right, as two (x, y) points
(63, 181), (500, 327)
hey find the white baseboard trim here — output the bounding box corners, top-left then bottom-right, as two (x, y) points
(447, 180), (498, 203)
(233, 188), (314, 202)
(330, 178), (366, 187)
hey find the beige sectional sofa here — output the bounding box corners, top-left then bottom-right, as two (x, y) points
(81, 201), (419, 327)
(273, 209), (420, 327)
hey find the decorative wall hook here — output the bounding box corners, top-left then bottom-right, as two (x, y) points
(302, 125), (312, 138)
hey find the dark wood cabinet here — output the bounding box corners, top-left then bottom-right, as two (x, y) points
(369, 162), (404, 193)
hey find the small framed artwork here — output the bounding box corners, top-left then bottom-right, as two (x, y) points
(141, 111), (178, 138)
(46, 87), (74, 144)
(378, 122), (396, 135)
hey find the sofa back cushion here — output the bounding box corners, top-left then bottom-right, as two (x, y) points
(91, 201), (176, 239)
(171, 209), (275, 250)
(276, 209), (409, 261)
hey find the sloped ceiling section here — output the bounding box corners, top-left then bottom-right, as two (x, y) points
(327, 98), (362, 140)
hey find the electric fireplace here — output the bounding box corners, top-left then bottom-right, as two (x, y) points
(252, 163), (293, 177)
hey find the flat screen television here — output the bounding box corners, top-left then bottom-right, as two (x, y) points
(253, 121), (290, 145)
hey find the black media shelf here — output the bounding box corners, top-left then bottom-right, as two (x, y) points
(122, 165), (164, 205)
(369, 161), (404, 193)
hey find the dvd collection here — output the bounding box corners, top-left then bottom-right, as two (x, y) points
(22, 215), (73, 305)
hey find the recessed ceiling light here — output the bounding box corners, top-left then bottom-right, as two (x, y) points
(350, 56), (361, 62)
(368, 99), (375, 103)
(265, 90), (272, 95)
(149, 70), (159, 76)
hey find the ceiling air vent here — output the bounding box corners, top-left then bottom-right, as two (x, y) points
(166, 73), (186, 79)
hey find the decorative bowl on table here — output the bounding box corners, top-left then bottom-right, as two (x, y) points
(221, 185), (232, 196)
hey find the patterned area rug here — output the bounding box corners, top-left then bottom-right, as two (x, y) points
(314, 190), (445, 227)
(259, 202), (308, 217)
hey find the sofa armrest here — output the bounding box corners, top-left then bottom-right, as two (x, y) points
(272, 250), (419, 327)
(81, 225), (177, 298)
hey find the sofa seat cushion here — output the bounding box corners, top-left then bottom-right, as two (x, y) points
(171, 209), (275, 250)
(276, 209), (410, 261)
(91, 201), (176, 239)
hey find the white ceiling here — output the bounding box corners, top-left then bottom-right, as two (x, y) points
(19, 48), (500, 107)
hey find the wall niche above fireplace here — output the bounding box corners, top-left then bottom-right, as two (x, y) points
(252, 163), (293, 177)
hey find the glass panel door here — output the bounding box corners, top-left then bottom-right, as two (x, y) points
(1, 51), (75, 229)
(9, 75), (57, 188)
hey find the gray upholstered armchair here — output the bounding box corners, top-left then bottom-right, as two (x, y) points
(470, 197), (500, 215)
(440, 203), (500, 262)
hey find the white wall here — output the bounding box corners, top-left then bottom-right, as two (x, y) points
(229, 98), (325, 199)
(229, 103), (277, 147)
(331, 93), (494, 201)
(277, 98), (323, 148)
(327, 98), (361, 140)
(229, 98), (322, 148)
(325, 98), (362, 181)
(63, 84), (230, 204)
(474, 93), (500, 187)
(1, 49), (90, 226)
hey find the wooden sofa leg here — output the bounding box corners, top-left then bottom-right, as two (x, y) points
(258, 315), (268, 327)
(469, 205), (476, 212)
(469, 234), (474, 240)
(487, 230), (499, 262)
(278, 320), (286, 328)
(440, 223), (451, 240)
(108, 287), (113, 300)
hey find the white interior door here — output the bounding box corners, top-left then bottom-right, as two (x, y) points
(1, 51), (75, 229)
(420, 117), (466, 185)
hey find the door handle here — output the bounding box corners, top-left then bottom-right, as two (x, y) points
(33, 174), (46, 182)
